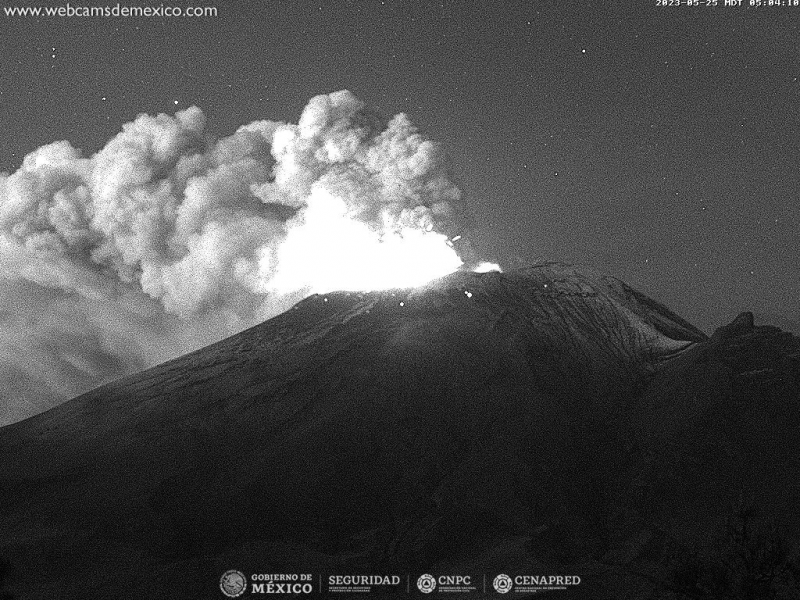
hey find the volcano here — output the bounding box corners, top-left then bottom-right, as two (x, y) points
(1, 263), (798, 599)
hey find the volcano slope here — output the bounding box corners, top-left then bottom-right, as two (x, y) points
(0, 263), (799, 599)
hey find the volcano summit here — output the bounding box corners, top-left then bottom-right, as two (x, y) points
(0, 263), (798, 599)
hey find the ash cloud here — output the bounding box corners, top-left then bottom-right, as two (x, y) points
(0, 90), (466, 425)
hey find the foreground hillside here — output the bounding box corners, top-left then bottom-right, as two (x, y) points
(0, 263), (798, 599)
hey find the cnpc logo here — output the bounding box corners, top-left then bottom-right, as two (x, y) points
(417, 574), (473, 593)
(417, 574), (436, 593)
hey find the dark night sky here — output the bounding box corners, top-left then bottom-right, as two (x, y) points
(1, 0), (798, 333)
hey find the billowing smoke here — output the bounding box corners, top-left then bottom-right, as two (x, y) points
(0, 90), (468, 425)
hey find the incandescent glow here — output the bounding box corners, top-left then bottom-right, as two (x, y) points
(473, 261), (502, 273)
(269, 190), (463, 293)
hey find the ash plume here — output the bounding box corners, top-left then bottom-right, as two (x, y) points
(0, 90), (467, 424)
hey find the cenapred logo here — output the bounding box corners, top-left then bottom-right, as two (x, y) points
(493, 573), (513, 594)
(220, 570), (247, 598)
(417, 573), (436, 593)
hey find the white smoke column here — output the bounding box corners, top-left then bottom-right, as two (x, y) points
(0, 90), (469, 424)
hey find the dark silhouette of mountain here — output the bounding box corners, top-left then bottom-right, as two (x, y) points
(0, 263), (798, 599)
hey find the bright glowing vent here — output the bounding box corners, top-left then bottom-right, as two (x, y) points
(269, 190), (464, 293)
